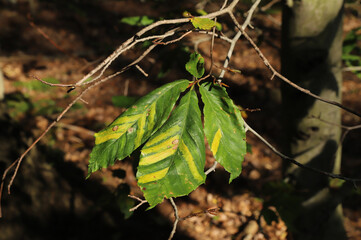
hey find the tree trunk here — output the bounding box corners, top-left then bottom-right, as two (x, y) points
(281, 0), (347, 239)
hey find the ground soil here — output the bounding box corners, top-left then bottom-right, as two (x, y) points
(0, 1), (361, 239)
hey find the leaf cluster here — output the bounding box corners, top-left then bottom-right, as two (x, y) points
(88, 52), (247, 208)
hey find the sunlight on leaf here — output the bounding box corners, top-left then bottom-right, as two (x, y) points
(191, 17), (216, 30)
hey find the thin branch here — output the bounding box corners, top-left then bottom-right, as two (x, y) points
(168, 198), (180, 240)
(205, 161), (218, 175)
(74, 0), (240, 87)
(153, 30), (193, 45)
(32, 75), (73, 87)
(128, 195), (148, 211)
(228, 12), (361, 119)
(260, 0), (281, 12)
(27, 14), (69, 57)
(244, 121), (361, 182)
(196, 30), (233, 43)
(180, 207), (220, 221)
(218, 0), (261, 81)
(135, 65), (149, 77)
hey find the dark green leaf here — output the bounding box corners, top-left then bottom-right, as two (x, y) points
(88, 80), (189, 175)
(137, 90), (206, 207)
(200, 83), (246, 182)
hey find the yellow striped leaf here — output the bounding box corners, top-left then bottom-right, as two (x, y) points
(136, 90), (206, 207)
(88, 80), (189, 175)
(200, 83), (246, 182)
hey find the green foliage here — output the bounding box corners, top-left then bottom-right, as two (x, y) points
(89, 53), (247, 207)
(343, 27), (361, 79)
(200, 83), (246, 182)
(112, 95), (138, 108)
(120, 16), (154, 26)
(185, 52), (205, 78)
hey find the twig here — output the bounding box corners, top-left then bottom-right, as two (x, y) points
(260, 0), (281, 12)
(32, 75), (73, 87)
(218, 0), (261, 81)
(196, 30), (233, 43)
(135, 65), (149, 77)
(244, 121), (361, 182)
(168, 198), (179, 240)
(75, 0), (240, 87)
(180, 207), (220, 221)
(27, 14), (69, 57)
(205, 161), (218, 175)
(153, 30), (193, 45)
(128, 195), (148, 211)
(228, 12), (361, 119)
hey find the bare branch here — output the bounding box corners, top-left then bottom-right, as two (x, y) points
(75, 0), (240, 87)
(205, 161), (218, 175)
(168, 198), (180, 240)
(244, 121), (361, 182)
(218, 0), (261, 81)
(128, 195), (148, 212)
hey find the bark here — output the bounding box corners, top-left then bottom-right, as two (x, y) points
(281, 0), (347, 239)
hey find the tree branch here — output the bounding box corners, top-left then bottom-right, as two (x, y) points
(244, 121), (361, 182)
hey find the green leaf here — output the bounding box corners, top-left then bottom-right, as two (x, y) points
(88, 80), (189, 175)
(200, 83), (246, 182)
(112, 95), (138, 108)
(190, 17), (216, 30)
(185, 52), (205, 78)
(136, 90), (206, 207)
(120, 16), (154, 26)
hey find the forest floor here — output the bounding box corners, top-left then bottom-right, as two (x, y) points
(1, 1), (361, 239)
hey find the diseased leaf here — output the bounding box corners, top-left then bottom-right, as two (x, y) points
(200, 83), (246, 182)
(137, 90), (206, 207)
(185, 52), (205, 78)
(191, 17), (216, 30)
(88, 80), (189, 175)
